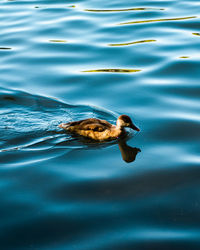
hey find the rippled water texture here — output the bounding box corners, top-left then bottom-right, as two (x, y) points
(0, 0), (200, 249)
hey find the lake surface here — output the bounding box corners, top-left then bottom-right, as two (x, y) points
(0, 0), (200, 249)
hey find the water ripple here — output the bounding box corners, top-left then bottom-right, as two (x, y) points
(0, 47), (12, 50)
(84, 7), (165, 13)
(108, 39), (156, 47)
(118, 16), (197, 25)
(49, 39), (67, 43)
(192, 32), (200, 36)
(82, 69), (141, 73)
(0, 87), (117, 157)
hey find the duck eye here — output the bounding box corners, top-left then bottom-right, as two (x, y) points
(123, 117), (130, 123)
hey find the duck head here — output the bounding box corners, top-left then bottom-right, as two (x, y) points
(117, 115), (140, 131)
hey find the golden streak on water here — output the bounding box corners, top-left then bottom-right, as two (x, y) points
(0, 47), (12, 50)
(192, 32), (200, 36)
(179, 56), (189, 58)
(49, 40), (67, 43)
(108, 39), (156, 47)
(82, 69), (141, 73)
(84, 7), (164, 12)
(118, 16), (197, 25)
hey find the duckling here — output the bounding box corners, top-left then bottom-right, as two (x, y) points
(59, 115), (140, 141)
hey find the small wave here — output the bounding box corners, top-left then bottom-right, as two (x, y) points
(0, 87), (117, 155)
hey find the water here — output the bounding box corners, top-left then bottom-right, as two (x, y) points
(0, 0), (200, 249)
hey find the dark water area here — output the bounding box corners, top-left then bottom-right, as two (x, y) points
(0, 0), (200, 249)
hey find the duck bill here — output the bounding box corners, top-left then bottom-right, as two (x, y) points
(59, 123), (64, 128)
(59, 123), (68, 129)
(131, 123), (140, 132)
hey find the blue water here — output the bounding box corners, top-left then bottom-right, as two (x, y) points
(0, 0), (200, 249)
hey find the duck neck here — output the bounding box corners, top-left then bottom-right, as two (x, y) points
(116, 119), (122, 129)
(116, 123), (125, 132)
(115, 124), (126, 139)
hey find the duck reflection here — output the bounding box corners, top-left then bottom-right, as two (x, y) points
(55, 132), (141, 164)
(118, 138), (141, 163)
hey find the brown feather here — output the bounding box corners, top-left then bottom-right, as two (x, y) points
(66, 118), (112, 131)
(59, 117), (125, 141)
